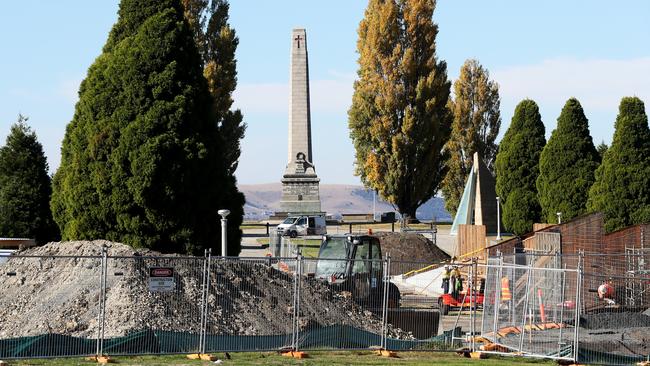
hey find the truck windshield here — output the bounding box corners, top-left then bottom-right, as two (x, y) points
(282, 217), (297, 224)
(315, 237), (348, 278)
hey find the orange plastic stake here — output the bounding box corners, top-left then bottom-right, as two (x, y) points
(537, 288), (546, 326)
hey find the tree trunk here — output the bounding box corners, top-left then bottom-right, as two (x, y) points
(400, 207), (419, 225)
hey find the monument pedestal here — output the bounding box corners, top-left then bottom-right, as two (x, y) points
(281, 174), (321, 214)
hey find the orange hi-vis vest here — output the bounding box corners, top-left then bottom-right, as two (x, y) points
(501, 277), (512, 301)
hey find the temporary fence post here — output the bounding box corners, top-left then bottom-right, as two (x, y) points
(572, 253), (583, 363)
(380, 255), (391, 350)
(199, 249), (208, 354)
(98, 245), (108, 357)
(295, 255), (303, 352)
(202, 249), (212, 354)
(480, 264), (486, 336)
(553, 252), (560, 321)
(492, 255), (503, 341)
(518, 264), (533, 352)
(558, 269), (566, 355)
(291, 255), (300, 351)
(469, 260), (475, 352)
(95, 246), (106, 357)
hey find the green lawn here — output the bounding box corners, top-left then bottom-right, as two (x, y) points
(255, 238), (322, 258)
(6, 351), (556, 366)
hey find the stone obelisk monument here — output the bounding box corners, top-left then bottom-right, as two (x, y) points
(280, 28), (322, 214)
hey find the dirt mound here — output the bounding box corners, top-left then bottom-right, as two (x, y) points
(374, 232), (450, 273)
(578, 311), (650, 330)
(0, 241), (411, 340)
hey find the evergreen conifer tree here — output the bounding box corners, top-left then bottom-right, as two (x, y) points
(588, 97), (650, 232)
(349, 0), (452, 220)
(51, 0), (240, 254)
(596, 141), (608, 162)
(441, 59), (501, 215)
(0, 115), (59, 243)
(537, 98), (599, 223)
(495, 100), (546, 235)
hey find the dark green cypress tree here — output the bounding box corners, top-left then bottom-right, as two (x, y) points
(51, 0), (240, 254)
(502, 189), (539, 237)
(0, 115), (59, 243)
(537, 98), (600, 223)
(596, 141), (608, 162)
(587, 97), (650, 232)
(495, 100), (546, 235)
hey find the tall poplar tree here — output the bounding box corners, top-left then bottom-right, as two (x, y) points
(441, 59), (501, 215)
(537, 98), (599, 223)
(51, 0), (241, 255)
(181, 0), (245, 174)
(495, 100), (546, 235)
(349, 0), (452, 221)
(0, 115), (59, 243)
(588, 97), (650, 232)
(182, 0), (245, 254)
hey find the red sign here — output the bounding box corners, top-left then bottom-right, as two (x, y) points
(150, 267), (174, 277)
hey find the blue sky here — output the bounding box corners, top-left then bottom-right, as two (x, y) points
(1, 1), (649, 185)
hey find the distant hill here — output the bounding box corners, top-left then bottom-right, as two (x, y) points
(239, 183), (452, 222)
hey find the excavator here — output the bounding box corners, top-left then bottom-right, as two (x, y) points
(307, 233), (441, 339)
(313, 234), (400, 307)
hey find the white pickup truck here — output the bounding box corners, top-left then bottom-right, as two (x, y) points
(276, 215), (327, 238)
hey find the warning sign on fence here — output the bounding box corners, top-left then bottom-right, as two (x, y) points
(148, 267), (176, 292)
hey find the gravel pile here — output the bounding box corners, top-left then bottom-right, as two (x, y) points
(0, 241), (411, 340)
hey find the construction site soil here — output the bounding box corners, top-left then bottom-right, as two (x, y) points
(0, 241), (413, 340)
(374, 232), (450, 274)
(578, 311), (650, 329)
(557, 310), (650, 357)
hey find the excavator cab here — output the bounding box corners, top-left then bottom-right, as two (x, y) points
(315, 235), (397, 307)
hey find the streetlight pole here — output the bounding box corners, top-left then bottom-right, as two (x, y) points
(218, 209), (230, 257)
(373, 190), (376, 222)
(496, 196), (502, 241)
(556, 212), (562, 225)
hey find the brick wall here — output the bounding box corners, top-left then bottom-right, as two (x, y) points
(603, 225), (641, 253)
(548, 213), (604, 255)
(486, 214), (650, 309)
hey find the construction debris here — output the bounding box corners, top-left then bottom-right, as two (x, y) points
(0, 241), (412, 340)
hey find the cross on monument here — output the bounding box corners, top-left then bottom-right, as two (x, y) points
(294, 34), (302, 49)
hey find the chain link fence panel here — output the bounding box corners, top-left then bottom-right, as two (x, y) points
(479, 261), (580, 362)
(296, 258), (388, 351)
(204, 257), (297, 352)
(100, 255), (206, 356)
(0, 254), (103, 358)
